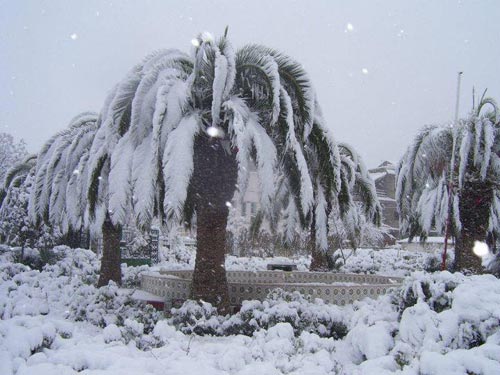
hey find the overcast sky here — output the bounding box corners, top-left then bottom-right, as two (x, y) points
(1, 0), (499, 167)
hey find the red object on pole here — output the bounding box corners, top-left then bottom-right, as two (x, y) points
(441, 185), (452, 271)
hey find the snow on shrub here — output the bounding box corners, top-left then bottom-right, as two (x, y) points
(103, 324), (122, 343)
(169, 289), (349, 339)
(68, 281), (160, 333)
(121, 264), (150, 288)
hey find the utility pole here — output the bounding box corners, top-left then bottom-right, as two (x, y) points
(442, 71), (463, 270)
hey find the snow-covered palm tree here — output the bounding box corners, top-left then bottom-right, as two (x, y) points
(396, 97), (500, 273)
(28, 112), (98, 248)
(0, 154), (37, 208)
(309, 142), (380, 270)
(94, 31), (342, 312)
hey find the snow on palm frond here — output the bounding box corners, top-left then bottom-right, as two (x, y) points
(66, 153), (90, 230)
(338, 142), (380, 225)
(156, 78), (191, 148)
(225, 96), (277, 208)
(235, 45), (281, 125)
(281, 88), (314, 214)
(107, 133), (134, 225)
(246, 114), (278, 211)
(162, 114), (200, 225)
(131, 134), (155, 228)
(0, 155), (36, 209)
(211, 48), (229, 127)
(30, 113), (97, 227)
(241, 45), (316, 138)
(309, 108), (342, 198)
(225, 97), (252, 193)
(219, 37), (236, 99)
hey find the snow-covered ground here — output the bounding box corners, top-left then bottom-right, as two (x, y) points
(1, 245), (499, 375)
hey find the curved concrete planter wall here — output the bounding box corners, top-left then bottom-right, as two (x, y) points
(141, 270), (403, 308)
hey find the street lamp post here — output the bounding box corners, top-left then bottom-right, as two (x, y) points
(442, 71), (463, 271)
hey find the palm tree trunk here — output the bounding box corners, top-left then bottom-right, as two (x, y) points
(192, 202), (231, 313)
(64, 228), (82, 249)
(455, 231), (483, 273)
(455, 180), (491, 273)
(191, 136), (237, 314)
(97, 213), (122, 287)
(309, 208), (329, 271)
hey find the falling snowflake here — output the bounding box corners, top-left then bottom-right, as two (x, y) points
(473, 241), (489, 257)
(225, 202), (232, 208)
(70, 33), (78, 40)
(362, 68), (369, 75)
(206, 126), (223, 138)
(191, 38), (200, 47)
(346, 23), (354, 32)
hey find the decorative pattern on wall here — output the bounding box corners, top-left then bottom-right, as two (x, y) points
(141, 270), (403, 308)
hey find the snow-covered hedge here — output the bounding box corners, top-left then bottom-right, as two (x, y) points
(170, 289), (349, 339)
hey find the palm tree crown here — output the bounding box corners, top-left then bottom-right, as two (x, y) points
(92, 32), (342, 242)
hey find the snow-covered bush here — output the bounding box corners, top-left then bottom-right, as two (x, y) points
(423, 251), (454, 273)
(396, 271), (461, 314)
(68, 281), (160, 333)
(161, 237), (194, 265)
(169, 290), (349, 339)
(392, 271), (500, 355)
(169, 300), (221, 336)
(121, 264), (150, 288)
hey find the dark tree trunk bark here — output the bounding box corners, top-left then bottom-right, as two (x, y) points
(455, 178), (491, 273)
(64, 228), (82, 249)
(310, 247), (329, 271)
(97, 213), (122, 287)
(192, 202), (231, 313)
(191, 135), (237, 314)
(309, 208), (329, 271)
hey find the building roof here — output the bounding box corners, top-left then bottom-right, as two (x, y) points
(369, 161), (396, 181)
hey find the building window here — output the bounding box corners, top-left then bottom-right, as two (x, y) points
(241, 202), (247, 216)
(251, 202), (257, 215)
